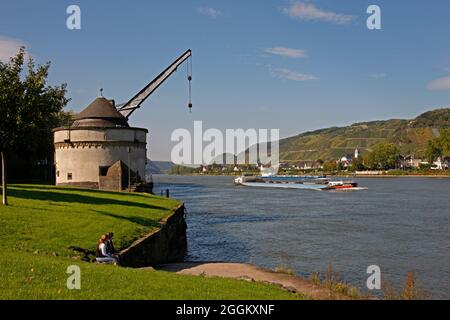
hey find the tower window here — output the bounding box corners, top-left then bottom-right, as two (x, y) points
(67, 173), (73, 180)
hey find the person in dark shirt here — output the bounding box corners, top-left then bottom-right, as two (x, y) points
(105, 232), (117, 256)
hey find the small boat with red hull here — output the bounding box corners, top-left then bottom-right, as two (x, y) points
(323, 180), (367, 191)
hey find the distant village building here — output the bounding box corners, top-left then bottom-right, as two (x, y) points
(299, 161), (323, 170)
(399, 155), (449, 170)
(399, 155), (428, 169)
(301, 163), (312, 170)
(53, 97), (149, 191)
(444, 157), (450, 169)
(432, 157), (443, 170)
(278, 161), (323, 171)
(336, 148), (360, 169)
(339, 155), (352, 168)
(339, 154), (352, 168)
(339, 148), (360, 168)
(431, 157), (450, 170)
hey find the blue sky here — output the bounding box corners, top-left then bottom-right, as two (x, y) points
(1, 0), (450, 160)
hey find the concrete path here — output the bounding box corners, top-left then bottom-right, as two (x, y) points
(157, 262), (350, 300)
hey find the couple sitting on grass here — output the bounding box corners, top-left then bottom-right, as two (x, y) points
(96, 232), (119, 264)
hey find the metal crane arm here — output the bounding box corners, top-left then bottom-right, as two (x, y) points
(118, 49), (192, 119)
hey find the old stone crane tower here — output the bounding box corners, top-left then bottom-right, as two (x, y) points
(53, 97), (148, 191)
(53, 49), (192, 191)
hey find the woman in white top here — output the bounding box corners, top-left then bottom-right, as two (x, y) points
(96, 234), (117, 264)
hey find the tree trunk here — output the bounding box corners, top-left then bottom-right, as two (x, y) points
(1, 151), (7, 206)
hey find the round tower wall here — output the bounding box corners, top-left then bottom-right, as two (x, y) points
(53, 127), (148, 187)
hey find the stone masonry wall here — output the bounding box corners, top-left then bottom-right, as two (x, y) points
(119, 204), (187, 268)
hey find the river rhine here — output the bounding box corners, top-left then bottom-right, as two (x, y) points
(153, 175), (450, 299)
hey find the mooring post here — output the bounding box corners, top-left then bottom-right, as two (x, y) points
(166, 189), (170, 198)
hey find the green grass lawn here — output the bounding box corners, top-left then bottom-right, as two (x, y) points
(0, 185), (303, 300)
(0, 184), (180, 257)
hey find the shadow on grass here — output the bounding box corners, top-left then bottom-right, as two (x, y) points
(10, 184), (165, 201)
(9, 187), (168, 211)
(93, 210), (162, 228)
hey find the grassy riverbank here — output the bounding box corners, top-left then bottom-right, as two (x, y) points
(0, 185), (303, 300)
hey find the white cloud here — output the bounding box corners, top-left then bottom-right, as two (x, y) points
(264, 47), (306, 58)
(427, 76), (450, 91)
(271, 67), (318, 82)
(283, 2), (354, 25)
(197, 7), (222, 19)
(0, 36), (26, 62)
(370, 73), (387, 79)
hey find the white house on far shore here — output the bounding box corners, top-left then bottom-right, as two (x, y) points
(339, 148), (360, 168)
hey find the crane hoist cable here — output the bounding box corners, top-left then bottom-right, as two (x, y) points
(187, 55), (193, 112)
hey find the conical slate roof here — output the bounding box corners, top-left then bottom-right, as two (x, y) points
(73, 97), (129, 127)
(75, 97), (125, 120)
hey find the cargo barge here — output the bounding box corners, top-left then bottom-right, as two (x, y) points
(234, 175), (368, 191)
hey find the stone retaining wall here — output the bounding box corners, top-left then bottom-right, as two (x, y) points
(119, 204), (187, 268)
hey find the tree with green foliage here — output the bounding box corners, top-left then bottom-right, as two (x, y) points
(426, 128), (450, 163)
(367, 143), (400, 170)
(349, 157), (365, 172)
(169, 165), (197, 175)
(426, 139), (443, 163)
(323, 160), (338, 172)
(0, 47), (69, 205)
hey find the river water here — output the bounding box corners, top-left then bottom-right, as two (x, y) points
(153, 175), (450, 299)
